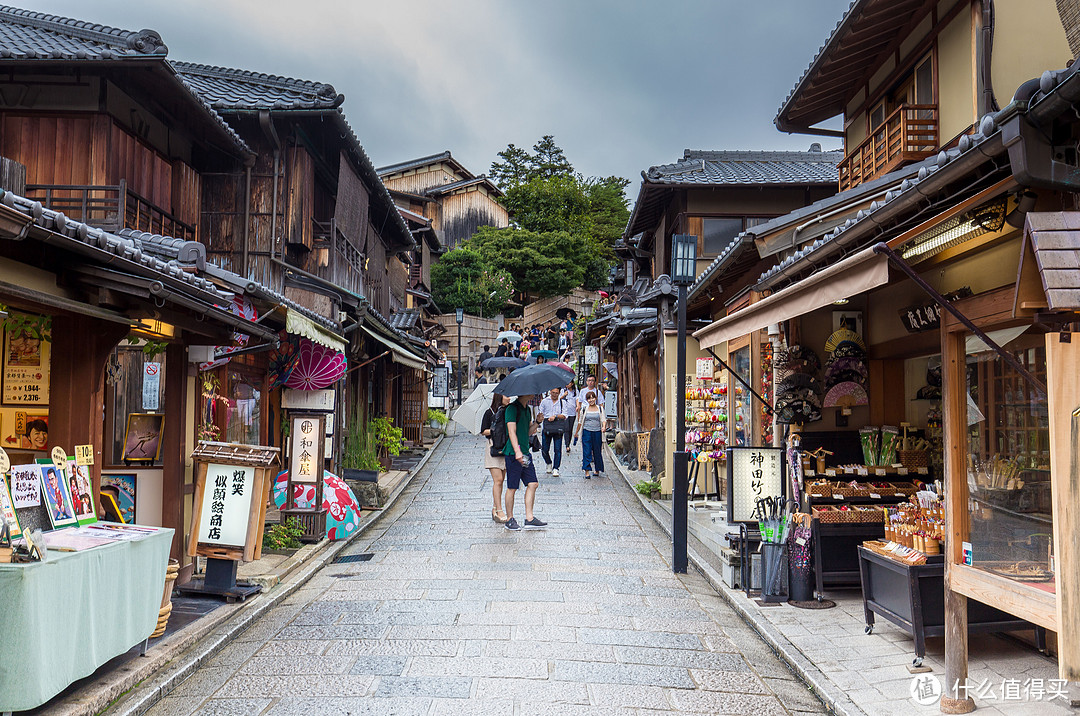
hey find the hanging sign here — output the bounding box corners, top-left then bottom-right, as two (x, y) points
(196, 463), (256, 548)
(142, 362), (161, 410)
(10, 464), (41, 508)
(726, 446), (785, 524)
(696, 358), (714, 379)
(281, 388), (335, 411)
(289, 414), (325, 484)
(898, 287), (972, 333)
(50, 446), (67, 473)
(432, 365), (449, 398)
(74, 444), (94, 466)
(584, 346), (599, 365)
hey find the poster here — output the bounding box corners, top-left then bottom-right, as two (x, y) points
(726, 446), (785, 524)
(0, 474), (21, 537)
(4, 410), (49, 451)
(2, 321), (50, 405)
(101, 474), (136, 523)
(10, 463), (41, 508)
(142, 362), (161, 411)
(39, 463), (78, 529)
(67, 460), (97, 525)
(196, 463), (255, 548)
(122, 413), (164, 462)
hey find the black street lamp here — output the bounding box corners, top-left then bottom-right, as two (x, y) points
(671, 233), (697, 574)
(455, 308), (464, 407)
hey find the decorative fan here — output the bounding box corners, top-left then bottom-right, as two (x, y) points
(778, 373), (817, 393)
(284, 339), (346, 390)
(824, 356), (868, 377)
(830, 342), (866, 359)
(823, 381), (869, 408)
(269, 334), (301, 389)
(825, 368), (868, 388)
(825, 328), (866, 353)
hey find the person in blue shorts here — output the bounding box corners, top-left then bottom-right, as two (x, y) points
(502, 393), (547, 531)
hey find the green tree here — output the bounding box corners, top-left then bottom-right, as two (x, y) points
(429, 248), (514, 318)
(467, 226), (588, 300)
(489, 143), (533, 189)
(530, 135), (574, 179)
(501, 175), (590, 235)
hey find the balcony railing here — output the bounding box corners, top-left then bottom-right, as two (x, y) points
(838, 104), (938, 191)
(24, 180), (196, 241)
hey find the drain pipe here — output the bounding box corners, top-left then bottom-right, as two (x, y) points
(979, 0), (999, 114)
(1000, 65), (1080, 190)
(259, 111), (281, 265)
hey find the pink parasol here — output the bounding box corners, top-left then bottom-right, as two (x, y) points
(548, 361), (572, 371)
(284, 339), (346, 390)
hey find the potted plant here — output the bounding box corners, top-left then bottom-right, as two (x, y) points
(428, 408), (448, 430)
(261, 518), (304, 556)
(370, 417), (404, 470)
(635, 479), (663, 500)
(341, 408), (380, 483)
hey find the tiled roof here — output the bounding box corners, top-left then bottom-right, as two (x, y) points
(377, 151), (472, 179)
(423, 175), (502, 198)
(0, 4), (167, 59)
(645, 148), (842, 186)
(172, 61), (344, 111)
(389, 308), (421, 331)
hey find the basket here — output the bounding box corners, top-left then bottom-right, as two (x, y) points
(806, 482), (833, 498)
(864, 483), (897, 496)
(898, 450), (929, 471)
(891, 482), (919, 496)
(812, 506), (841, 523)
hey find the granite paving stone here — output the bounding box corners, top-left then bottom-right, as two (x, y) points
(147, 432), (821, 715)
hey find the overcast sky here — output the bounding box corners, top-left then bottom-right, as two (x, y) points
(20, 0), (847, 195)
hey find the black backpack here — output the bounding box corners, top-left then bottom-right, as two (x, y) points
(488, 406), (509, 457)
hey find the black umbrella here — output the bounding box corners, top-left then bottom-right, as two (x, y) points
(556, 307), (578, 320)
(494, 363), (575, 396)
(481, 356), (526, 370)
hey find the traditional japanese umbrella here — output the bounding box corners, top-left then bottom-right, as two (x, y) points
(547, 360), (572, 372)
(481, 356), (526, 370)
(496, 330), (522, 345)
(268, 334), (301, 389)
(495, 363), (575, 396)
(452, 383), (497, 435)
(284, 339), (346, 390)
(273, 470), (362, 541)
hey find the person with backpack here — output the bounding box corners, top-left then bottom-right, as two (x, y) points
(481, 393), (511, 524)
(501, 393), (546, 531)
(537, 387), (569, 476)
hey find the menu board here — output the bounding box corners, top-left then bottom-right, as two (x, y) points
(3, 322), (50, 405)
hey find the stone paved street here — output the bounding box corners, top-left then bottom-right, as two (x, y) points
(147, 431), (826, 715)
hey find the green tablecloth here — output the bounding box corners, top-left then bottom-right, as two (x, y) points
(0, 527), (173, 712)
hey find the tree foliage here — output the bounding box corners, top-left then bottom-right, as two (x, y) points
(429, 248), (514, 318)
(483, 136), (631, 298)
(468, 226), (588, 299)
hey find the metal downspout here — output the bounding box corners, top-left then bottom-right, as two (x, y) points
(242, 164), (252, 274)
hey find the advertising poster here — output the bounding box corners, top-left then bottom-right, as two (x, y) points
(2, 321), (50, 405)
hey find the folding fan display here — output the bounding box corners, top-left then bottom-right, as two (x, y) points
(284, 339), (347, 390)
(823, 381), (869, 408)
(774, 344), (822, 425)
(824, 328), (866, 353)
(268, 334), (301, 389)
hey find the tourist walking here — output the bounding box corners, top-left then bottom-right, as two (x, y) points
(478, 344), (493, 370)
(503, 393), (546, 530)
(561, 380), (578, 453)
(577, 374), (605, 412)
(537, 387), (569, 476)
(481, 393), (510, 524)
(574, 390), (606, 478)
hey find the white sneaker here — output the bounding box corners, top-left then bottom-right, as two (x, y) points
(552, 468), (560, 477)
(545, 464), (552, 474)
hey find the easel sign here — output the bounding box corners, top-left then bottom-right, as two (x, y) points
(283, 413), (327, 542)
(726, 446), (785, 524)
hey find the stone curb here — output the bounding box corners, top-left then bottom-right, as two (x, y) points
(80, 436), (445, 716)
(606, 445), (865, 716)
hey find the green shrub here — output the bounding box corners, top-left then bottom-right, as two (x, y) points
(371, 416), (404, 457)
(341, 407), (380, 471)
(428, 408), (448, 427)
(634, 479), (662, 496)
(262, 518), (304, 550)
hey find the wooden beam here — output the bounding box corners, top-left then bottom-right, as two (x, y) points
(886, 176), (1018, 251)
(950, 564), (1058, 631)
(1045, 332), (1080, 679)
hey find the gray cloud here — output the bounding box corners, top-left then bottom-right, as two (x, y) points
(16, 0), (847, 189)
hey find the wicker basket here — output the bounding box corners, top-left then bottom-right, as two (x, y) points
(898, 449), (929, 471)
(892, 482), (919, 496)
(806, 482), (833, 498)
(813, 506), (841, 523)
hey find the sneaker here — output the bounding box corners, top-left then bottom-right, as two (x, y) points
(545, 464), (552, 474)
(524, 517), (547, 528)
(552, 468), (560, 477)
(505, 518), (521, 531)
(584, 473), (591, 480)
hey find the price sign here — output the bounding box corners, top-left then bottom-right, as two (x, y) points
(74, 444), (94, 466)
(51, 446), (68, 472)
(695, 358), (714, 379)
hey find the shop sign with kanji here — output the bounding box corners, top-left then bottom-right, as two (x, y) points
(726, 446), (784, 524)
(290, 416), (322, 484)
(196, 463), (255, 548)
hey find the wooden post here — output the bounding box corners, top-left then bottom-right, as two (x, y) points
(161, 342), (187, 560)
(940, 329), (975, 713)
(1045, 332), (1080, 680)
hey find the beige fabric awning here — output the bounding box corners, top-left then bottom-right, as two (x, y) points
(286, 308), (346, 353)
(693, 246), (890, 349)
(360, 325), (427, 371)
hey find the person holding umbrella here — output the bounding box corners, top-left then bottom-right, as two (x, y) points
(481, 393), (511, 524)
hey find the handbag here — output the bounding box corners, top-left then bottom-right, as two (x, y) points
(529, 435), (542, 452)
(542, 417), (567, 436)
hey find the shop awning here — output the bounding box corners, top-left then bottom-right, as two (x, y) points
(693, 245), (890, 349)
(359, 325), (427, 371)
(286, 308), (345, 353)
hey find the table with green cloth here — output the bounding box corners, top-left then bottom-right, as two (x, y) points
(0, 527), (173, 712)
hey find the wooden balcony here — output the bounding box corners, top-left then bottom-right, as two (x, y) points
(24, 180), (196, 241)
(838, 104), (938, 191)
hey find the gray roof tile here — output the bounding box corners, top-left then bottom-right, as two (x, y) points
(645, 148), (843, 186)
(172, 61), (344, 111)
(0, 4), (167, 59)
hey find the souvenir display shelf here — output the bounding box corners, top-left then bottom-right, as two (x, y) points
(684, 373), (727, 500)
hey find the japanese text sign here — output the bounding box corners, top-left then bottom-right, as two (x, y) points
(289, 415), (324, 484)
(696, 358), (714, 379)
(726, 447), (784, 524)
(10, 464), (41, 509)
(196, 463), (255, 548)
(432, 365), (449, 398)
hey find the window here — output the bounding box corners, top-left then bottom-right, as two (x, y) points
(702, 218), (745, 256)
(224, 367), (262, 445)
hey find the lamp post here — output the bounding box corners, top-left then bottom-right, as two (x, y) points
(580, 295), (592, 384)
(671, 234), (697, 574)
(455, 308), (464, 407)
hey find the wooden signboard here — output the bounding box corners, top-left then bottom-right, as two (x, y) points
(283, 414), (327, 542)
(187, 441), (280, 563)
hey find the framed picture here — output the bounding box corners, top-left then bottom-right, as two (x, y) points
(101, 474), (136, 524)
(832, 310), (864, 335)
(2, 318), (51, 405)
(122, 413), (164, 462)
(0, 474), (22, 537)
(8, 410), (49, 451)
(39, 463), (78, 529)
(66, 459), (97, 525)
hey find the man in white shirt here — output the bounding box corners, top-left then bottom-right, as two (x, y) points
(537, 387), (570, 476)
(577, 375), (605, 412)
